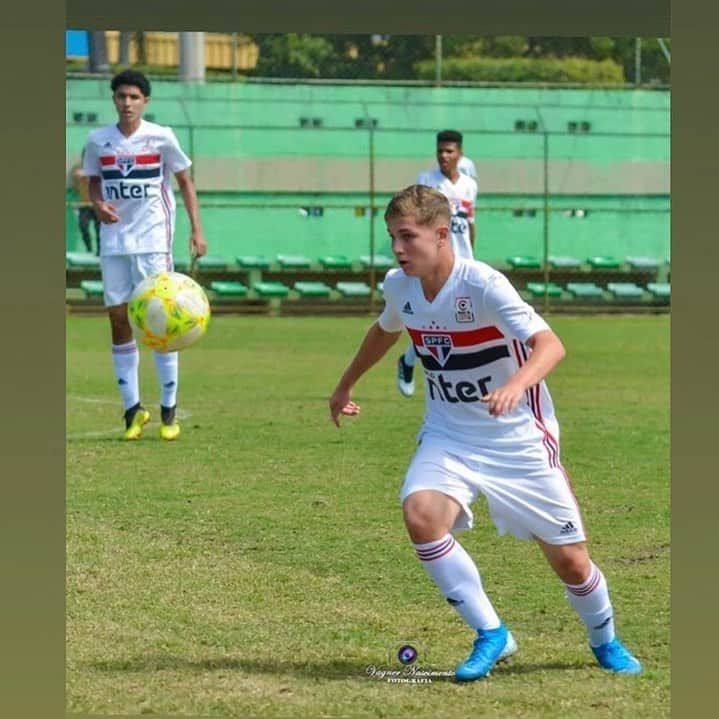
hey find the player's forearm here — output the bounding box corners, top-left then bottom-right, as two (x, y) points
(178, 180), (202, 232)
(88, 176), (103, 206)
(337, 322), (401, 390)
(509, 330), (566, 391)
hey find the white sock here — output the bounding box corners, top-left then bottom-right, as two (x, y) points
(414, 534), (501, 631)
(111, 340), (140, 410)
(153, 351), (178, 408)
(565, 562), (615, 647)
(403, 343), (416, 368)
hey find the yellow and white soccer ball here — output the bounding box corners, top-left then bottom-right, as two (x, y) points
(128, 272), (211, 352)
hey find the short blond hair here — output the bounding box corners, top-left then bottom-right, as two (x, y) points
(384, 184), (451, 226)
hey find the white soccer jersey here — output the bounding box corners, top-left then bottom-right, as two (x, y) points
(379, 258), (560, 459)
(83, 120), (191, 256)
(458, 155), (478, 181)
(416, 169), (477, 260)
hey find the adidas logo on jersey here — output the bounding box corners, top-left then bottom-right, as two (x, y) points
(559, 521), (577, 535)
(402, 302), (414, 314)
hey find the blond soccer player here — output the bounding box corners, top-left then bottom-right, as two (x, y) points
(329, 185), (641, 681)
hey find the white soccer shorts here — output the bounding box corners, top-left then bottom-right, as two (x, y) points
(399, 431), (587, 545)
(100, 252), (174, 307)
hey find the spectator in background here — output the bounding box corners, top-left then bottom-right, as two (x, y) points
(72, 155), (101, 255)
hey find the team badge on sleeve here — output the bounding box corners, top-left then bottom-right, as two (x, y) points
(455, 297), (474, 323)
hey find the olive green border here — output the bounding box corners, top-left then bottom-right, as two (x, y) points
(3, 3), (683, 719)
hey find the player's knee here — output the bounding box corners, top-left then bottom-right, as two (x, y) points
(555, 548), (591, 585)
(402, 496), (445, 543)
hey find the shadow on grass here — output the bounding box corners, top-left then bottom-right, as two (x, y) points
(86, 654), (593, 680)
(88, 655), (378, 680)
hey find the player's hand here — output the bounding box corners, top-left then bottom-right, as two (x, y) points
(329, 385), (361, 427)
(94, 201), (119, 224)
(481, 382), (525, 417)
(190, 230), (207, 258)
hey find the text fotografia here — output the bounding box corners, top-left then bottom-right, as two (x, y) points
(365, 665), (454, 684)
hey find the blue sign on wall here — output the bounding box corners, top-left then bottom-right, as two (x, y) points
(66, 30), (89, 57)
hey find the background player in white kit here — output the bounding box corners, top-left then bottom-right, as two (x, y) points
(329, 185), (641, 681)
(83, 70), (207, 440)
(397, 130), (478, 398)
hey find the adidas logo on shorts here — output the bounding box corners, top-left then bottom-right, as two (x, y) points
(559, 521), (577, 535)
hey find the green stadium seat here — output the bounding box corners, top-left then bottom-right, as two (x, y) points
(607, 282), (645, 299)
(548, 255), (582, 269)
(587, 256), (622, 269)
(336, 281), (371, 297)
(253, 281), (290, 297)
(293, 281), (332, 297)
(210, 280), (248, 296)
(525, 282), (563, 297)
(626, 256), (660, 270)
(80, 280), (104, 297)
(507, 256), (541, 269)
(66, 251), (101, 269)
(277, 254), (312, 268)
(566, 282), (604, 298)
(377, 282), (384, 293)
(319, 255), (353, 269)
(236, 255), (271, 269)
(173, 258), (190, 272)
(197, 255), (230, 270)
(647, 282), (671, 299)
(359, 254), (395, 269)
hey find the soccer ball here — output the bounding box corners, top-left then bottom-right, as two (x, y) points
(128, 272), (211, 352)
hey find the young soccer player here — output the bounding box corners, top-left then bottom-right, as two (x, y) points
(329, 185), (642, 681)
(397, 130), (477, 398)
(82, 70), (207, 440)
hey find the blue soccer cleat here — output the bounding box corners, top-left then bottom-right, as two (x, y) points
(591, 637), (643, 675)
(455, 623), (510, 681)
(498, 629), (518, 662)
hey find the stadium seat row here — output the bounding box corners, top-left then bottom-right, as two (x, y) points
(522, 281), (670, 300)
(78, 279), (379, 300)
(66, 251), (397, 272)
(210, 280), (377, 298)
(78, 277), (668, 304)
(68, 251), (670, 274)
(507, 255), (668, 270)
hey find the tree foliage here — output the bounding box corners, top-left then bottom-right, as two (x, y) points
(246, 34), (669, 85)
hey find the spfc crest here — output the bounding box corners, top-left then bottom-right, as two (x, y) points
(422, 334), (453, 366)
(116, 155), (136, 176)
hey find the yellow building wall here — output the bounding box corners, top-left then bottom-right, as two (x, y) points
(104, 32), (259, 70)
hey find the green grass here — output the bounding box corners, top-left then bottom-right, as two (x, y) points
(66, 314), (669, 717)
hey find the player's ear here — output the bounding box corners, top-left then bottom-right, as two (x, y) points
(436, 225), (450, 245)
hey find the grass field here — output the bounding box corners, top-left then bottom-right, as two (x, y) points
(66, 314), (669, 718)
